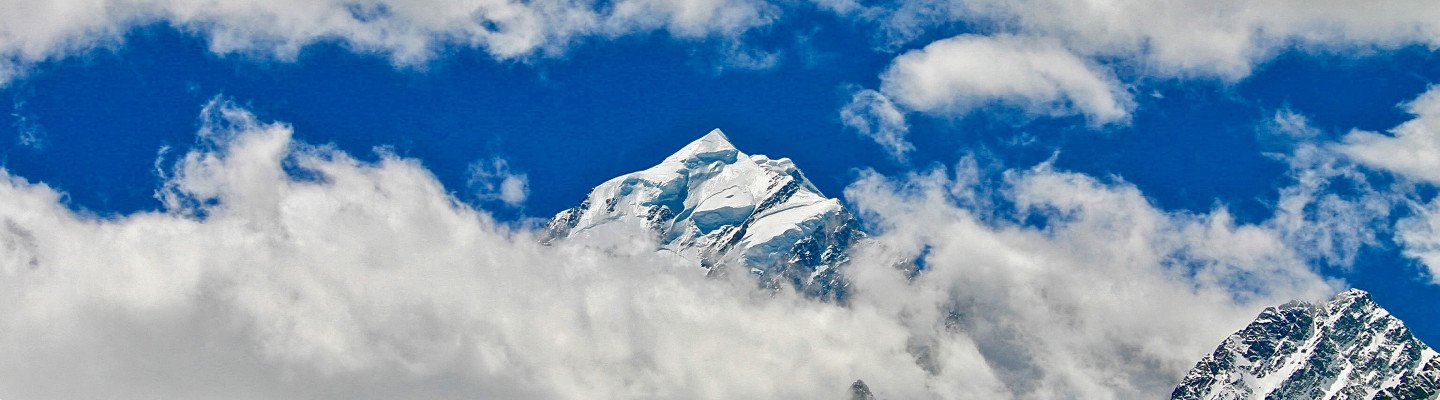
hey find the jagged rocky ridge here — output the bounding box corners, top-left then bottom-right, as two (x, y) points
(1172, 289), (1439, 399)
(543, 129), (861, 299)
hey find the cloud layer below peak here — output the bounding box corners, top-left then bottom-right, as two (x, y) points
(0, 101), (1346, 399)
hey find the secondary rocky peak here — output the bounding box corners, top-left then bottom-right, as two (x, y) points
(850, 380), (876, 400)
(1171, 289), (1438, 399)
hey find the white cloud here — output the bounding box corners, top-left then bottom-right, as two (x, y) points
(842, 34), (1131, 154)
(1267, 148), (1393, 269)
(468, 157), (530, 207)
(0, 0), (778, 84)
(0, 101), (1344, 398)
(840, 88), (912, 160)
(1231, 90), (1440, 287)
(878, 34), (1131, 125)
(1255, 110), (1395, 269)
(1332, 86), (1440, 284)
(0, 101), (935, 399)
(839, 0), (1440, 155)
(864, 0), (1440, 80)
(10, 0), (1431, 86)
(1337, 85), (1440, 185)
(603, 0), (777, 39)
(1397, 199), (1440, 285)
(844, 162), (1336, 398)
(1241, 91), (1440, 287)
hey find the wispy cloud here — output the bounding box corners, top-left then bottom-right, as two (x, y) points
(1334, 86), (1440, 284)
(857, 0), (1440, 79)
(0, 0), (780, 85)
(10, 101), (44, 150)
(840, 88), (911, 161)
(468, 156), (530, 208)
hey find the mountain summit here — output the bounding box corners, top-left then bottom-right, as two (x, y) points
(1172, 289), (1439, 399)
(544, 129), (861, 298)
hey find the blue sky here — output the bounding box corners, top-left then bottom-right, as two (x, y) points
(2, 1), (1440, 398)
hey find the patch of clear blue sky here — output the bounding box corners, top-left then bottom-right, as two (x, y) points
(1, 12), (1437, 343)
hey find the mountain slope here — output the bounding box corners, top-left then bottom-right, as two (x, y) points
(1172, 289), (1439, 400)
(543, 129), (861, 298)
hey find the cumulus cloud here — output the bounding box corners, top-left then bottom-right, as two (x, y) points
(0, 101), (1346, 398)
(841, 35), (1130, 155)
(878, 34), (1131, 125)
(468, 157), (530, 207)
(841, 35), (1129, 155)
(0, 0), (778, 84)
(840, 0), (1440, 155)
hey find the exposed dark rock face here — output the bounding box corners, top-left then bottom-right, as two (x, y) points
(1172, 290), (1438, 400)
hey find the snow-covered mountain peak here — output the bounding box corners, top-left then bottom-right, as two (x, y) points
(664, 128), (739, 165)
(1172, 289), (1439, 399)
(545, 129), (860, 298)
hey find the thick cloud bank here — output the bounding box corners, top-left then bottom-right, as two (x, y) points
(0, 102), (1341, 398)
